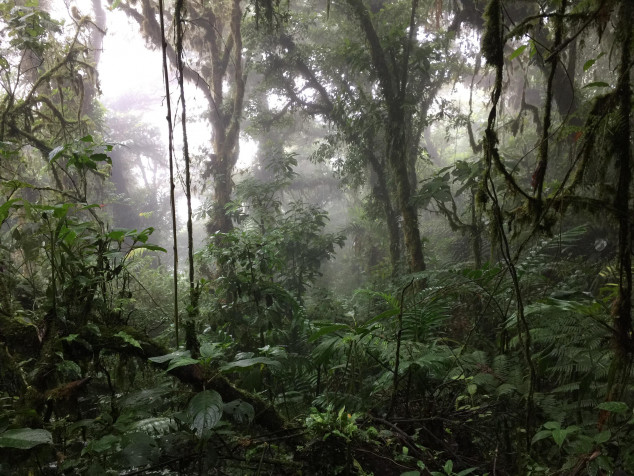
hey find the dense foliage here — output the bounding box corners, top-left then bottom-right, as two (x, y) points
(1, 0), (633, 474)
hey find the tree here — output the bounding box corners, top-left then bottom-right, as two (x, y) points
(119, 0), (246, 238)
(255, 0), (456, 275)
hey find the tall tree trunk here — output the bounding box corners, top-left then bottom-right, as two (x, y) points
(119, 0), (245, 246)
(367, 151), (401, 275)
(204, 0), (246, 240)
(388, 114), (425, 272)
(346, 0), (426, 273)
(82, 0), (106, 118)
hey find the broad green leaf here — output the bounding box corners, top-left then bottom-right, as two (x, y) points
(48, 145), (65, 162)
(61, 227), (77, 245)
(583, 59), (596, 71)
(200, 343), (223, 359)
(130, 417), (176, 435)
(531, 430), (552, 444)
(593, 430), (611, 444)
(443, 460), (453, 474)
(221, 357), (281, 372)
(149, 350), (190, 364)
(83, 434), (119, 455)
(583, 52), (604, 71)
(509, 44), (527, 60)
(223, 400), (255, 424)
(0, 428), (52, 449)
(543, 421), (560, 430)
(597, 401), (628, 413)
(114, 331), (142, 350)
(552, 428), (570, 448)
(135, 244), (167, 252)
(456, 469), (477, 476)
(583, 81), (610, 89)
(53, 203), (72, 219)
(0, 199), (20, 224)
(467, 383), (477, 396)
(187, 390), (223, 436)
(136, 227), (154, 243)
(107, 229), (128, 242)
(529, 40), (537, 58)
(89, 153), (110, 162)
(166, 357), (200, 372)
(400, 472), (420, 476)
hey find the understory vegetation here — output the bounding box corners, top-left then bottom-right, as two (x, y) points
(1, 0), (633, 474)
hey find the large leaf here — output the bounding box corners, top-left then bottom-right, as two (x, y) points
(0, 428), (52, 449)
(115, 331), (142, 349)
(223, 399), (255, 424)
(134, 243), (167, 252)
(187, 390), (223, 436)
(509, 44), (527, 60)
(82, 434), (119, 455)
(583, 81), (610, 89)
(221, 357), (281, 372)
(48, 145), (66, 162)
(148, 350), (190, 364)
(130, 417), (176, 435)
(531, 430), (552, 445)
(552, 426), (578, 448)
(166, 357), (200, 372)
(597, 401), (628, 414)
(0, 199), (20, 224)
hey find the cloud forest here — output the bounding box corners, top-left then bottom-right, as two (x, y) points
(0, 0), (633, 474)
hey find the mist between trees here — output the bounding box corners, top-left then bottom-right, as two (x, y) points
(1, 0), (633, 474)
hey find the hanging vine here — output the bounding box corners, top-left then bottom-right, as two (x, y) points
(480, 0), (537, 450)
(174, 0), (200, 356)
(158, 0), (179, 349)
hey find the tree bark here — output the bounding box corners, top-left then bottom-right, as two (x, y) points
(367, 151), (401, 274)
(120, 0), (245, 243)
(346, 0), (426, 272)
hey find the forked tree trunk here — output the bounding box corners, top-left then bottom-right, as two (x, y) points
(346, 0), (426, 273)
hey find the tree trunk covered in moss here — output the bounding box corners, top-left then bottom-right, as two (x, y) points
(205, 0), (246, 239)
(119, 0), (245, 242)
(346, 0), (426, 273)
(367, 151), (402, 275)
(388, 114), (425, 272)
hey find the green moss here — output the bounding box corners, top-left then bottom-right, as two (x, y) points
(482, 0), (503, 68)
